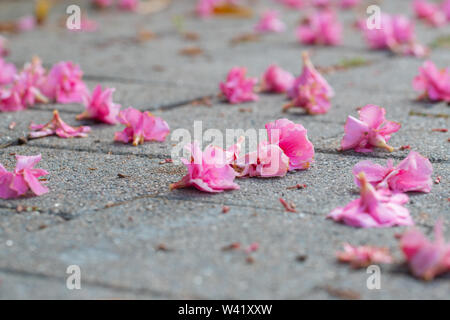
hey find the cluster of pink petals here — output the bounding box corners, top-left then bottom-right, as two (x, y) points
(254, 10), (286, 33)
(353, 151), (433, 193)
(285, 52), (334, 114)
(413, 0), (447, 27)
(444, 0), (450, 21)
(265, 118), (314, 171)
(361, 14), (429, 57)
(114, 107), (170, 146)
(77, 84), (121, 124)
(296, 10), (342, 46)
(341, 104), (401, 153)
(220, 67), (258, 104)
(337, 243), (393, 268)
(0, 57), (16, 85)
(261, 64), (294, 93)
(170, 142), (240, 193)
(413, 60), (450, 102)
(327, 172), (414, 228)
(42, 61), (88, 104)
(0, 154), (49, 199)
(29, 110), (91, 139)
(400, 220), (450, 280)
(17, 15), (36, 32)
(235, 140), (289, 178)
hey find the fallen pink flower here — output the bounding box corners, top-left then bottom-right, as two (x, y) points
(276, 0), (306, 9)
(339, 0), (361, 9)
(77, 84), (121, 124)
(265, 118), (314, 171)
(219, 67), (258, 104)
(413, 0), (446, 27)
(337, 243), (393, 268)
(328, 172), (414, 228)
(254, 10), (286, 33)
(29, 110), (91, 139)
(443, 0), (450, 21)
(353, 151), (433, 193)
(114, 107), (170, 146)
(170, 142), (239, 193)
(413, 60), (450, 102)
(261, 64), (294, 93)
(296, 10), (342, 46)
(400, 220), (450, 280)
(42, 61), (89, 104)
(196, 0), (218, 17)
(0, 57), (16, 85)
(235, 140), (289, 178)
(14, 56), (48, 108)
(341, 104), (401, 153)
(0, 87), (24, 112)
(16, 15), (36, 32)
(118, 0), (139, 11)
(245, 242), (259, 253)
(285, 52), (334, 114)
(0, 154), (49, 199)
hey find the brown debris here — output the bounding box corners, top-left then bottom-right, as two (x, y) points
(179, 46), (204, 57)
(286, 184), (307, 190)
(230, 33), (261, 46)
(431, 128), (448, 132)
(222, 242), (241, 251)
(279, 198), (297, 213)
(324, 286), (361, 300)
(182, 32), (199, 41)
(222, 205), (230, 214)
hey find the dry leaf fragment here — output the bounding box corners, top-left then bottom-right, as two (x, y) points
(279, 198), (297, 213)
(230, 33), (261, 46)
(179, 46), (204, 56)
(213, 4), (253, 18)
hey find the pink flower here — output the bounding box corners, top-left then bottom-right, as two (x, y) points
(16, 15), (36, 32)
(284, 52), (334, 114)
(92, 0), (113, 8)
(339, 0), (360, 9)
(413, 0), (446, 27)
(275, 0), (306, 9)
(0, 57), (16, 85)
(443, 0), (450, 21)
(29, 110), (91, 139)
(327, 172), (414, 228)
(77, 85), (121, 124)
(42, 61), (88, 104)
(235, 140), (289, 178)
(337, 243), (393, 268)
(312, 0), (331, 8)
(265, 118), (314, 171)
(261, 64), (294, 93)
(341, 104), (401, 153)
(170, 142), (240, 193)
(0, 154), (49, 199)
(400, 220), (450, 280)
(219, 67), (258, 104)
(296, 10), (342, 46)
(118, 0), (139, 11)
(114, 107), (170, 146)
(0, 87), (24, 112)
(413, 60), (450, 102)
(254, 10), (286, 33)
(353, 151), (433, 193)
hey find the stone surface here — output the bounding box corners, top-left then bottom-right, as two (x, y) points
(0, 0), (449, 299)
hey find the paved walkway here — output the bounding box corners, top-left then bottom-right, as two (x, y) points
(0, 0), (448, 299)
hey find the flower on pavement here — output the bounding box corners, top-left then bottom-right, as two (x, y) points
(296, 10), (342, 46)
(29, 110), (91, 139)
(42, 61), (88, 104)
(337, 243), (393, 268)
(327, 172), (414, 228)
(170, 142), (240, 193)
(352, 151), (433, 193)
(77, 84), (121, 124)
(413, 0), (446, 27)
(235, 140), (289, 178)
(0, 57), (16, 85)
(265, 118), (314, 171)
(341, 104), (401, 153)
(400, 220), (450, 280)
(220, 67), (258, 104)
(284, 52), (334, 114)
(413, 60), (450, 102)
(254, 10), (286, 33)
(0, 154), (49, 199)
(261, 64), (294, 93)
(118, 0), (139, 11)
(114, 107), (170, 146)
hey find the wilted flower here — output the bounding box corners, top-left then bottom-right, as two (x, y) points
(296, 10), (342, 46)
(220, 67), (258, 104)
(118, 0), (139, 11)
(261, 64), (294, 93)
(352, 151), (433, 193)
(170, 142), (240, 192)
(339, 0), (361, 9)
(413, 0), (446, 27)
(400, 220), (450, 280)
(77, 84), (121, 124)
(337, 243), (393, 268)
(284, 52), (334, 114)
(265, 118), (314, 171)
(327, 172), (414, 228)
(114, 107), (170, 146)
(413, 60), (450, 102)
(0, 57), (16, 85)
(29, 110), (91, 139)
(0, 154), (49, 199)
(254, 10), (286, 33)
(341, 104), (401, 153)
